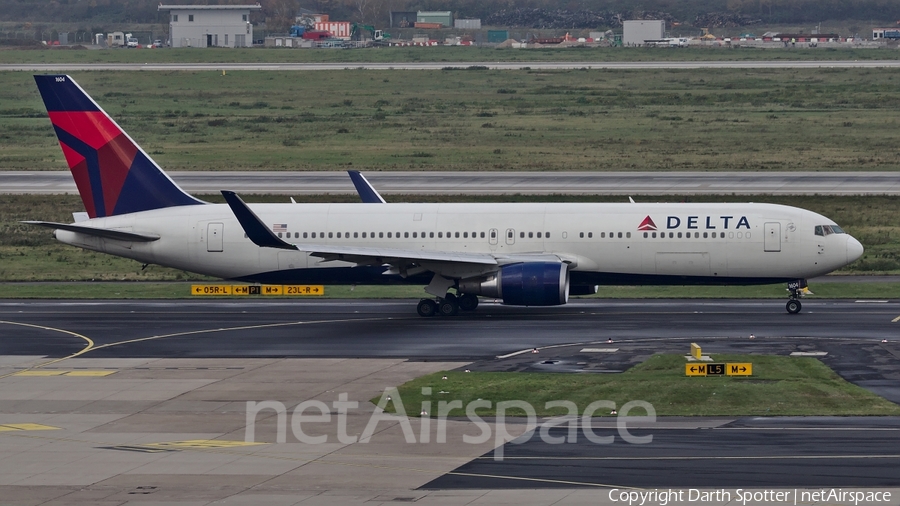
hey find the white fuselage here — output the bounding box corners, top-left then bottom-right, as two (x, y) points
(54, 201), (862, 285)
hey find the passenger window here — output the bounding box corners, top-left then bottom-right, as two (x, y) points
(337, 232), (341, 238)
(537, 232), (542, 238)
(546, 232), (550, 238)
(669, 232), (674, 238)
(387, 232), (392, 238)
(463, 232), (468, 238)
(520, 232), (525, 238)
(277, 232), (282, 238)
(579, 232), (584, 238)
(455, 232), (460, 238)
(618, 232), (623, 238)
(703, 232), (707, 238)
(644, 232), (648, 238)
(405, 232), (409, 238)
(626, 232), (631, 238)
(528, 232), (533, 238)
(413, 232), (417, 238)
(303, 232), (308, 238)
(677, 232), (682, 238)
(328, 232), (333, 238)
(430, 232), (434, 238)
(507, 230), (513, 238)
(354, 232), (358, 238)
(601, 232), (606, 238)
(588, 232), (593, 238)
(379, 232), (384, 238)
(362, 232), (366, 238)
(481, 232), (486, 238)
(438, 232), (443, 238)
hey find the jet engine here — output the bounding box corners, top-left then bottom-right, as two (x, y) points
(458, 262), (569, 306)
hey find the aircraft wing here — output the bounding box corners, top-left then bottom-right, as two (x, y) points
(221, 190), (499, 274)
(22, 221), (160, 242)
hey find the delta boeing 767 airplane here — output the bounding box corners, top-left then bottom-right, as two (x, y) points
(26, 75), (863, 317)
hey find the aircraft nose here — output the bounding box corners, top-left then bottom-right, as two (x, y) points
(846, 236), (864, 263)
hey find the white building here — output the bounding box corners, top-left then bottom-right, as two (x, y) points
(623, 20), (665, 46)
(158, 4), (261, 48)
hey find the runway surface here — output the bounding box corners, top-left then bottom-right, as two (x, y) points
(1, 298), (899, 496)
(426, 417), (900, 489)
(5, 170), (900, 195)
(1, 298), (899, 359)
(4, 60), (900, 71)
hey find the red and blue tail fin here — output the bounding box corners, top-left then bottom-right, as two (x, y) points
(34, 75), (204, 218)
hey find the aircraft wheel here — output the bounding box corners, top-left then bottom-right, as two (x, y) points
(458, 293), (479, 311)
(417, 299), (438, 317)
(786, 299), (802, 314)
(438, 297), (459, 317)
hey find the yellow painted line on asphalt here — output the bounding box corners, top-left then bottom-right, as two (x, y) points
(12, 370), (67, 377)
(0, 320), (95, 380)
(88, 316), (412, 353)
(145, 440), (267, 449)
(0, 423), (60, 432)
(892, 315), (900, 323)
(63, 370), (117, 377)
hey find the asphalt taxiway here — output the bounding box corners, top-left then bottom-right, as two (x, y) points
(1, 298), (899, 504)
(6, 170), (900, 195)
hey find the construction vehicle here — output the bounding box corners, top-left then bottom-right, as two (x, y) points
(350, 23), (389, 42)
(290, 25), (333, 40)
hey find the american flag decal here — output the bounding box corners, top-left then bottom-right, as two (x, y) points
(272, 224), (287, 232)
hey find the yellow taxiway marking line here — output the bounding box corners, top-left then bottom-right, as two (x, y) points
(0, 423), (60, 432)
(892, 315), (900, 323)
(87, 316), (411, 353)
(63, 370), (117, 377)
(0, 321), (95, 380)
(12, 370), (67, 377)
(144, 440), (267, 449)
(0, 317), (404, 379)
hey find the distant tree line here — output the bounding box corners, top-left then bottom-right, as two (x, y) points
(2, 0), (900, 28)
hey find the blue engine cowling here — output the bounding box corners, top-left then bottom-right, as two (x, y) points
(458, 262), (569, 306)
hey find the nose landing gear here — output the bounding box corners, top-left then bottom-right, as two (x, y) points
(786, 279), (808, 314)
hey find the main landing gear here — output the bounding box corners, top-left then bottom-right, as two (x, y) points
(417, 292), (479, 317)
(785, 279), (808, 314)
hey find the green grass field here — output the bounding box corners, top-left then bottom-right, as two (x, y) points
(4, 67), (900, 172)
(379, 354), (900, 417)
(3, 193), (900, 282)
(1, 46), (898, 65)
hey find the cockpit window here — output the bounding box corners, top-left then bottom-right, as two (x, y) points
(815, 224), (846, 236)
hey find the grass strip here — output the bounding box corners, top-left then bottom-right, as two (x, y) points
(380, 354), (900, 417)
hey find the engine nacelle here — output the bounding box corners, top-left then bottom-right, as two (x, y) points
(458, 262), (569, 306)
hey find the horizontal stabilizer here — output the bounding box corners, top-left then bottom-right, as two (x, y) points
(22, 221), (159, 242)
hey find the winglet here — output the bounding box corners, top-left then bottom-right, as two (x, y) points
(221, 191), (298, 250)
(348, 171), (386, 203)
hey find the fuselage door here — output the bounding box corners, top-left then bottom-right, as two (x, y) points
(764, 222), (781, 252)
(505, 228), (515, 245)
(207, 222), (224, 252)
